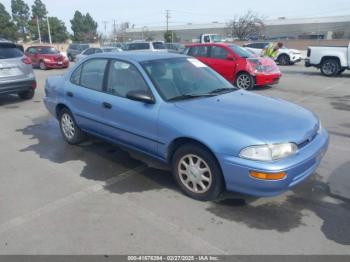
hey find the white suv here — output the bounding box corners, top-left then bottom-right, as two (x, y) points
(243, 42), (302, 65)
(125, 41), (167, 52)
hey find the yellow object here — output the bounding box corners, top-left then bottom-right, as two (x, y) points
(250, 171), (286, 180)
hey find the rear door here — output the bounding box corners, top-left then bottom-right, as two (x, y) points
(65, 58), (110, 134)
(0, 44), (32, 83)
(187, 45), (211, 65)
(207, 45), (236, 81)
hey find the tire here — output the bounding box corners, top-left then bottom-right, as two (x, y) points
(58, 108), (86, 145)
(235, 72), (255, 90)
(278, 54), (291, 65)
(39, 61), (47, 70)
(337, 68), (346, 75)
(172, 143), (224, 201)
(18, 89), (35, 100)
(320, 58), (340, 77)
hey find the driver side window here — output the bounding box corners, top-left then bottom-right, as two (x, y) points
(106, 60), (149, 98)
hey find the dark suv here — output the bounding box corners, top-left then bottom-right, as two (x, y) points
(0, 41), (37, 100)
(66, 43), (90, 61)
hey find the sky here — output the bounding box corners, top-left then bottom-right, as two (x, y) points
(2, 0), (350, 33)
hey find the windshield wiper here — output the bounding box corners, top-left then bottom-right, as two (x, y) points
(209, 88), (237, 94)
(168, 93), (215, 102)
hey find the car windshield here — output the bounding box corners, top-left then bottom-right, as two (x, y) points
(153, 42), (166, 50)
(37, 47), (59, 54)
(141, 57), (236, 101)
(0, 45), (23, 59)
(228, 45), (253, 58)
(211, 35), (222, 43)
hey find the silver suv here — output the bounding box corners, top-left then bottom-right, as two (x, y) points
(0, 41), (36, 100)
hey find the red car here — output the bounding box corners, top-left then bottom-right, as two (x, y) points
(185, 43), (281, 90)
(25, 46), (69, 70)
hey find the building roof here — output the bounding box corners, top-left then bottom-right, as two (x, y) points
(126, 15), (350, 33)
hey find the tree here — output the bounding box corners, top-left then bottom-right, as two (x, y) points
(31, 0), (47, 19)
(0, 3), (17, 41)
(47, 17), (69, 42)
(226, 11), (264, 40)
(164, 30), (177, 43)
(11, 0), (30, 40)
(70, 11), (98, 42)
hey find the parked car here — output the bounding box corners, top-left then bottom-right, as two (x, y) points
(184, 43), (281, 90)
(75, 47), (123, 62)
(125, 41), (167, 52)
(0, 41), (36, 100)
(67, 43), (90, 61)
(165, 43), (185, 54)
(25, 46), (69, 70)
(305, 42), (350, 76)
(44, 52), (328, 201)
(243, 42), (302, 65)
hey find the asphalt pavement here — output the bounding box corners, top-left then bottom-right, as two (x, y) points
(0, 63), (349, 254)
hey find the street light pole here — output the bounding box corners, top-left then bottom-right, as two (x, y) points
(47, 16), (52, 44)
(36, 16), (42, 44)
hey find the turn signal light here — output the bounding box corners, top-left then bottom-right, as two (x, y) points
(250, 171), (286, 180)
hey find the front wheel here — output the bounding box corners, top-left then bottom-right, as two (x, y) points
(39, 61), (47, 70)
(235, 72), (255, 90)
(278, 54), (291, 65)
(59, 108), (86, 144)
(172, 143), (224, 201)
(320, 59), (340, 77)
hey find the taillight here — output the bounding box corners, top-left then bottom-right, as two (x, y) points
(22, 56), (32, 64)
(31, 81), (37, 89)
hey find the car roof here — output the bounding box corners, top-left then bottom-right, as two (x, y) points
(29, 45), (54, 48)
(88, 51), (187, 62)
(186, 43), (232, 47)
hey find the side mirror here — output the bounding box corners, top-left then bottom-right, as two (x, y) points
(227, 54), (235, 61)
(126, 90), (155, 104)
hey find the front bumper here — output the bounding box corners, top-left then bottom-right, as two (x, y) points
(290, 54), (302, 63)
(0, 79), (36, 95)
(218, 129), (329, 197)
(44, 61), (69, 69)
(255, 73), (281, 86)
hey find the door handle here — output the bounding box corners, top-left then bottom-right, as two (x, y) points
(66, 91), (74, 97)
(102, 102), (112, 109)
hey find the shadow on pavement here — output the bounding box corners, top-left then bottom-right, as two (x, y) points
(17, 116), (350, 246)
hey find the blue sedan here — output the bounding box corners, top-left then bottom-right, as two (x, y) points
(44, 52), (329, 201)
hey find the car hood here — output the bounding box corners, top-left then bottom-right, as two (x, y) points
(174, 91), (319, 145)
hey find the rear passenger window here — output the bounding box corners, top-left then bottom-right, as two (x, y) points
(188, 46), (199, 56)
(106, 60), (149, 98)
(210, 46), (229, 59)
(80, 59), (108, 91)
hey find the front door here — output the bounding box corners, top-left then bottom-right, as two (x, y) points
(98, 59), (159, 156)
(207, 46), (236, 82)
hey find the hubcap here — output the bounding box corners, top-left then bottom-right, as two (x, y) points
(61, 113), (75, 140)
(323, 62), (337, 75)
(178, 154), (212, 194)
(236, 74), (252, 89)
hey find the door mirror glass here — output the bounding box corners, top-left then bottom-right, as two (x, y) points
(126, 90), (155, 104)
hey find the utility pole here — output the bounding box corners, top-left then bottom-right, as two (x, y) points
(102, 21), (108, 40)
(165, 10), (170, 32)
(47, 16), (52, 44)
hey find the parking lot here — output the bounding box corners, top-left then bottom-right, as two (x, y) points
(0, 63), (349, 254)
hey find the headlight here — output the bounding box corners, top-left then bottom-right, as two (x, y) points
(240, 143), (298, 161)
(43, 58), (51, 62)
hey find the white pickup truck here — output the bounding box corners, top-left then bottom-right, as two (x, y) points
(305, 42), (350, 76)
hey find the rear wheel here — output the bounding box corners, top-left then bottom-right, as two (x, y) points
(235, 72), (255, 90)
(172, 143), (224, 201)
(320, 58), (340, 77)
(59, 108), (86, 144)
(278, 54), (290, 65)
(39, 61), (47, 70)
(18, 89), (34, 100)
